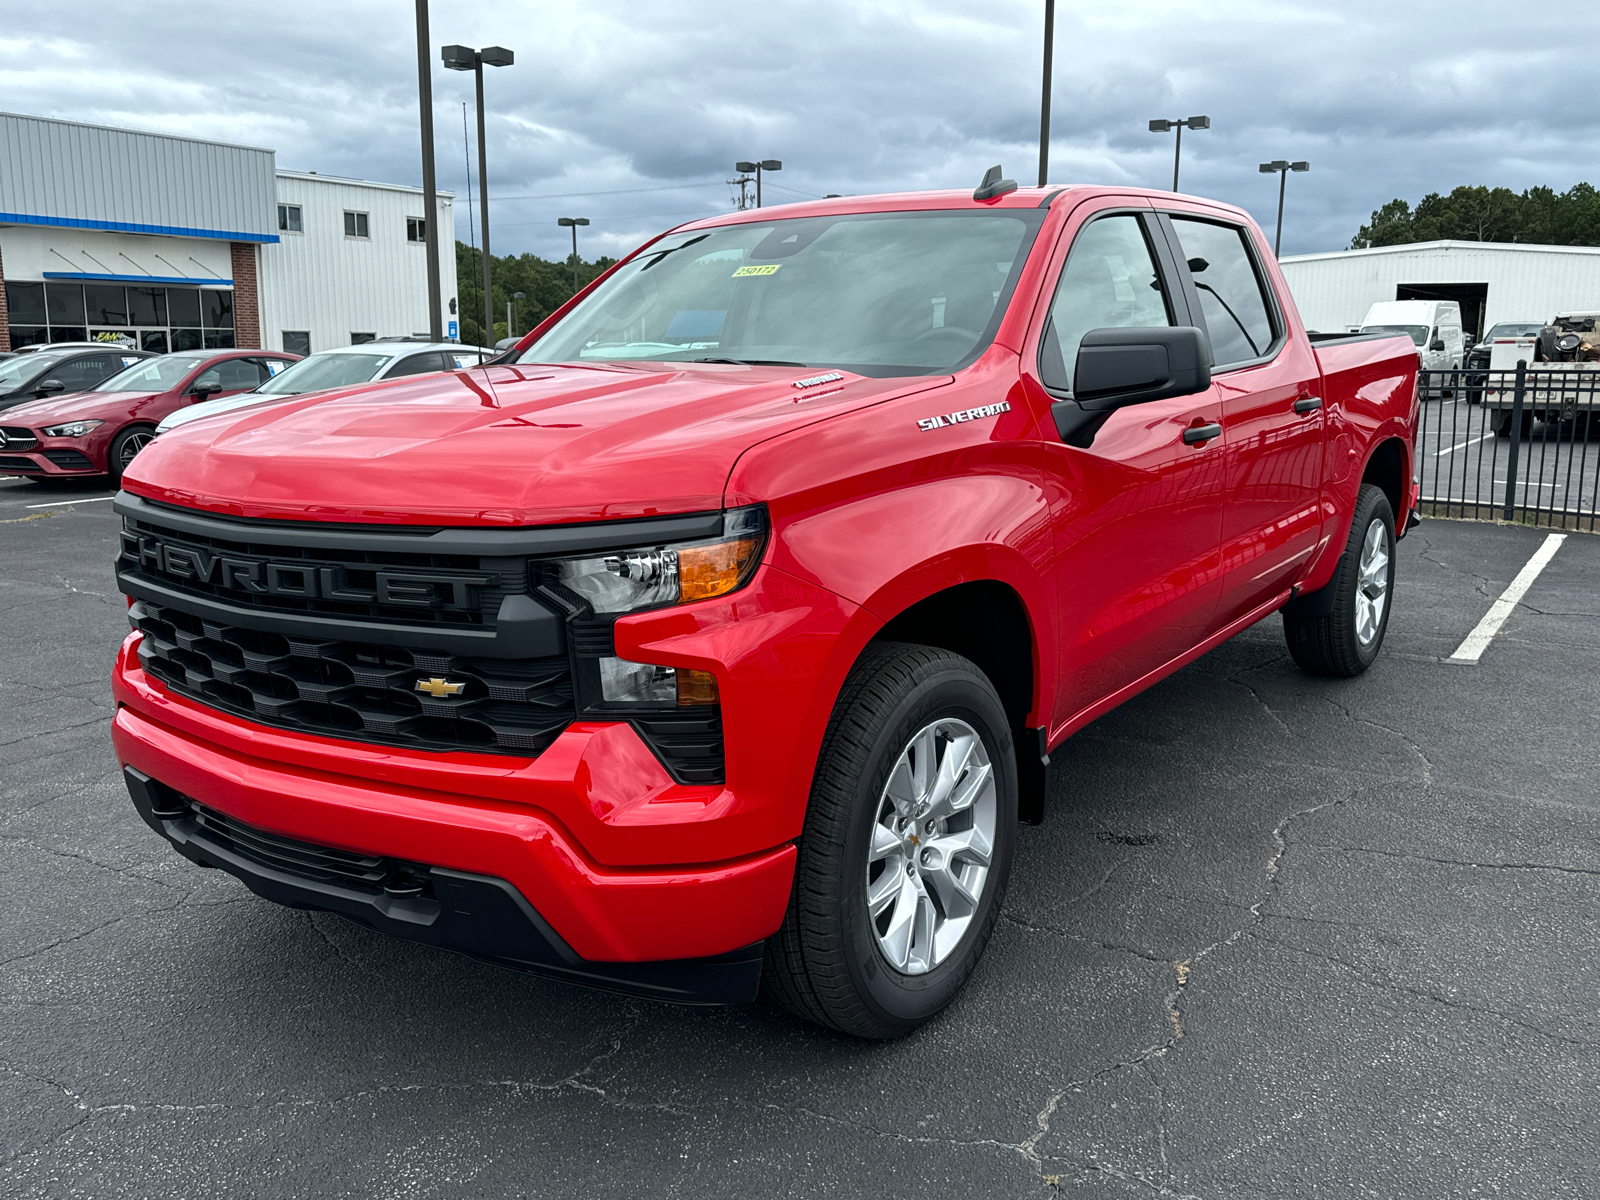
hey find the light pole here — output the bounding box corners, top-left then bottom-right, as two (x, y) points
(1038, 0), (1055, 187)
(414, 1), (443, 340)
(443, 43), (514, 347)
(1148, 115), (1210, 192)
(734, 160), (782, 207)
(1259, 160), (1310, 257)
(558, 218), (589, 294)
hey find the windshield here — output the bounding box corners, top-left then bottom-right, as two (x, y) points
(95, 352), (211, 392)
(519, 210), (1046, 377)
(1487, 324), (1542, 339)
(254, 351), (396, 396)
(0, 353), (63, 390)
(1362, 324), (1429, 346)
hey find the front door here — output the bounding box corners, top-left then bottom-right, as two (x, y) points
(1163, 212), (1325, 626)
(1035, 205), (1228, 727)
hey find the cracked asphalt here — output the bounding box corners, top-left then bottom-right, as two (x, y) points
(3, 475), (1597, 1199)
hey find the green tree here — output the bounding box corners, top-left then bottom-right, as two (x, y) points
(1351, 182), (1600, 249)
(455, 241), (617, 345)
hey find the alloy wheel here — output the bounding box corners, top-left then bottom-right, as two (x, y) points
(864, 717), (997, 975)
(118, 431), (153, 472)
(1355, 517), (1390, 646)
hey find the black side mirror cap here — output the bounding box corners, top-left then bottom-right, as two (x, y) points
(1430, 339), (1446, 351)
(190, 386), (222, 400)
(34, 379), (64, 395)
(1074, 325), (1212, 411)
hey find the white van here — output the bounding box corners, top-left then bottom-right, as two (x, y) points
(1359, 300), (1465, 375)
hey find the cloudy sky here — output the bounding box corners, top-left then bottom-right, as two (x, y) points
(2, 1), (1595, 260)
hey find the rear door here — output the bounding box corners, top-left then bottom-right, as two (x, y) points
(1161, 210), (1325, 626)
(1035, 202), (1228, 725)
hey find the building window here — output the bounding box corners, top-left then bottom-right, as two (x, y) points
(350, 332), (376, 344)
(343, 211), (370, 239)
(407, 217), (427, 243)
(278, 204), (302, 233)
(283, 331), (311, 356)
(3, 279), (223, 353)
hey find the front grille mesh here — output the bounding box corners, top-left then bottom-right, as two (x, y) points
(0, 455), (41, 472)
(132, 599), (574, 756)
(186, 795), (390, 890)
(43, 449), (94, 470)
(1, 427), (39, 450)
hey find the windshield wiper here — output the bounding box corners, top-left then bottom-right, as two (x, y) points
(690, 357), (808, 367)
(638, 233), (711, 272)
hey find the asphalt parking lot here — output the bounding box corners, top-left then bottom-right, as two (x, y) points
(2, 475), (1597, 1199)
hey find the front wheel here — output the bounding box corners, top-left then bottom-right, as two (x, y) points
(108, 425), (155, 484)
(1283, 484), (1397, 677)
(762, 643), (1018, 1038)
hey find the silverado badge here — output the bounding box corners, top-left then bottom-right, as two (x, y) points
(916, 401), (1010, 432)
(415, 677), (466, 698)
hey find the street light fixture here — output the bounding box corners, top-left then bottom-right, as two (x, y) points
(557, 218), (589, 294)
(1258, 160), (1311, 257)
(443, 43), (514, 346)
(734, 159), (782, 207)
(1148, 115), (1210, 193)
(507, 290), (525, 339)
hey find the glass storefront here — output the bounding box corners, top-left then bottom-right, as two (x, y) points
(5, 281), (233, 352)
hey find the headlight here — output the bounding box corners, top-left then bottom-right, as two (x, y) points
(545, 506), (767, 614)
(44, 419), (104, 438)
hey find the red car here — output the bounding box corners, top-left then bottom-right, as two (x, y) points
(1, 348), (299, 484)
(112, 181), (1420, 1036)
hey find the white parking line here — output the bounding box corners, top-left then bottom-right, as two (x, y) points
(1436, 433), (1492, 458)
(23, 495), (116, 510)
(1449, 532), (1567, 663)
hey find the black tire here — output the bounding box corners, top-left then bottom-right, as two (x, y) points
(108, 425), (155, 485)
(762, 643), (1018, 1039)
(1283, 484), (1396, 678)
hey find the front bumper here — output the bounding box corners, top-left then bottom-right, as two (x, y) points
(122, 764), (764, 1004)
(0, 443), (102, 475)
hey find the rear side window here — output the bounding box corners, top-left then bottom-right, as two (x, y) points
(1040, 214), (1172, 391)
(192, 359), (265, 392)
(1168, 218), (1275, 369)
(383, 352), (445, 378)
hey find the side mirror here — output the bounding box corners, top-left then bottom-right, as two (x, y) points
(34, 379), (65, 397)
(1430, 338), (1446, 351)
(190, 385), (222, 402)
(1050, 326), (1212, 446)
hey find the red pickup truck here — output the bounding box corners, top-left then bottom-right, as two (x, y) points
(111, 178), (1418, 1038)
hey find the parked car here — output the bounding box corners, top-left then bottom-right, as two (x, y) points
(1484, 310), (1600, 436)
(154, 342), (495, 436)
(0, 345), (151, 414)
(113, 180), (1420, 1037)
(0, 349), (298, 484)
(1360, 299), (1463, 395)
(1464, 321), (1544, 403)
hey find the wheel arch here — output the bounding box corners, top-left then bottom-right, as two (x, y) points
(1361, 435), (1409, 532)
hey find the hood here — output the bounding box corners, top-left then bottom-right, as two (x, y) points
(4, 390), (156, 425)
(122, 362), (951, 525)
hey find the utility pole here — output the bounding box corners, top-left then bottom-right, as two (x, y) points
(736, 160), (782, 207)
(444, 44), (514, 347)
(1038, 0), (1055, 187)
(558, 218), (589, 294)
(414, 0), (442, 340)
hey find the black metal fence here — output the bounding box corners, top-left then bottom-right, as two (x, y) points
(1416, 365), (1599, 533)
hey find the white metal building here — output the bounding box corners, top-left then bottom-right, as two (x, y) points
(0, 111), (457, 356)
(1278, 241), (1600, 340)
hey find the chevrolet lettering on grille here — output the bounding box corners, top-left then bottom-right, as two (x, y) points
(121, 532), (494, 610)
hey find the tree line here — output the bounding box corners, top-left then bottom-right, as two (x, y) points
(454, 240), (618, 346)
(1351, 183), (1600, 249)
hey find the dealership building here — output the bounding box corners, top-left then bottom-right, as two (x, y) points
(0, 111), (458, 356)
(1279, 240), (1600, 341)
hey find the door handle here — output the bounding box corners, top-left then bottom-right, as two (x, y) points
(1182, 422), (1222, 445)
(1293, 395), (1322, 414)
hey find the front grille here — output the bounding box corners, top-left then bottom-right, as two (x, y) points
(0, 426), (39, 450)
(132, 598), (574, 756)
(120, 513), (514, 628)
(0, 455), (41, 472)
(189, 797), (390, 890)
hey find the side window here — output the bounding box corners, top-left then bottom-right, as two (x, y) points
(1168, 217), (1276, 369)
(1040, 214), (1172, 391)
(45, 355), (121, 391)
(383, 352), (444, 378)
(215, 359), (265, 390)
(190, 365), (223, 393)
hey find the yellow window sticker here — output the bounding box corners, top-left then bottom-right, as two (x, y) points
(731, 264), (781, 277)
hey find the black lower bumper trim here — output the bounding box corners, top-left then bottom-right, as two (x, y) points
(122, 766), (764, 1005)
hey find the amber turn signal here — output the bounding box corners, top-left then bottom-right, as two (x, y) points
(676, 668), (719, 706)
(678, 536), (763, 603)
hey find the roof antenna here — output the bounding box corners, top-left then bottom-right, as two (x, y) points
(974, 164), (1018, 201)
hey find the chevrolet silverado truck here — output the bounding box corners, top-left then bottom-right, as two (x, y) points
(111, 175), (1419, 1038)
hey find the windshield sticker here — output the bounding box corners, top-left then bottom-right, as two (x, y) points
(122, 357), (139, 365)
(265, 361), (284, 374)
(917, 401), (1010, 432)
(731, 264), (781, 278)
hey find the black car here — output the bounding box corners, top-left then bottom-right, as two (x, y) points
(0, 345), (153, 412)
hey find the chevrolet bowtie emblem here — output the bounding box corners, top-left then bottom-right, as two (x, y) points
(415, 677), (466, 698)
